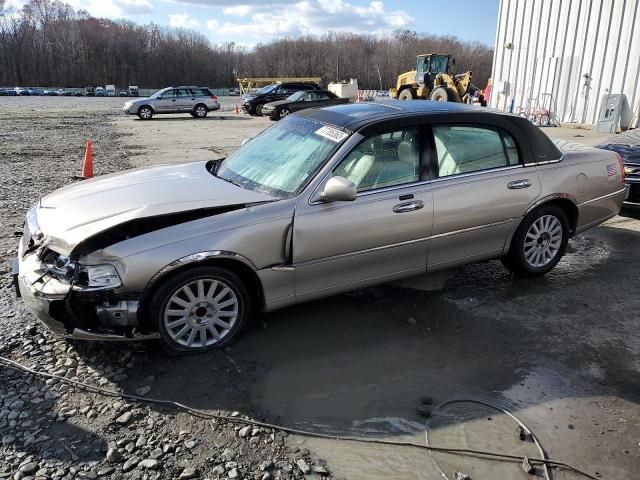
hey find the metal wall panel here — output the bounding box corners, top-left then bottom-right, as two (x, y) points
(491, 0), (640, 127)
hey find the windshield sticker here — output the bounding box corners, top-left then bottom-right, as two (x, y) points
(315, 126), (348, 143)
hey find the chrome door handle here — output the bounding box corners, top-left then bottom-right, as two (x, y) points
(393, 200), (424, 213)
(507, 179), (532, 189)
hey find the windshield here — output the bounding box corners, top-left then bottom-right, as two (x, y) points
(150, 88), (170, 98)
(256, 84), (277, 95)
(216, 116), (348, 198)
(286, 91), (305, 102)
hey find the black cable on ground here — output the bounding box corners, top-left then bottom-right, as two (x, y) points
(0, 355), (598, 479)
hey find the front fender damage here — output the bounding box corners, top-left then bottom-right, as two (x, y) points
(22, 205), (248, 341)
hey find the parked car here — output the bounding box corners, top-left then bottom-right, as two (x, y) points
(597, 137), (640, 207)
(13, 101), (626, 353)
(95, 87), (105, 97)
(106, 84), (116, 96)
(0, 88), (18, 96)
(119, 89), (128, 97)
(122, 86), (220, 120)
(128, 85), (139, 97)
(242, 82), (321, 116)
(229, 88), (240, 96)
(262, 90), (349, 120)
(85, 85), (95, 96)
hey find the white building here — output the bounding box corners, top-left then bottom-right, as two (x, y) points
(490, 0), (640, 128)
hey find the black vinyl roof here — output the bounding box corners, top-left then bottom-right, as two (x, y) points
(297, 100), (562, 164)
(299, 100), (512, 129)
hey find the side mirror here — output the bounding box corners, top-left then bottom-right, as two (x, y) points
(320, 176), (357, 202)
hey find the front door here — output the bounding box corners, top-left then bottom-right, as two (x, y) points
(154, 89), (177, 112)
(427, 124), (541, 269)
(293, 125), (433, 301)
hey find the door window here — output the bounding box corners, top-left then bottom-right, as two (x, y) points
(333, 127), (420, 192)
(176, 89), (193, 97)
(433, 125), (520, 177)
(159, 89), (176, 99)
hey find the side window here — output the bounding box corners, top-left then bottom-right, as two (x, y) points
(503, 133), (520, 165)
(433, 125), (519, 177)
(333, 127), (420, 192)
(161, 89), (176, 98)
(176, 89), (192, 97)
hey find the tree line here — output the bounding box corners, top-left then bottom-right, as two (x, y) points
(0, 0), (494, 90)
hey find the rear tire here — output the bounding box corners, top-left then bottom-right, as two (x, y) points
(137, 106), (153, 120)
(398, 89), (414, 100)
(193, 104), (208, 118)
(150, 266), (251, 354)
(503, 205), (569, 277)
(430, 87), (449, 102)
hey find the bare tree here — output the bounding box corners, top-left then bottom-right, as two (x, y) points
(0, 0), (494, 89)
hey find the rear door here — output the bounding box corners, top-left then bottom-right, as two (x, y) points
(427, 122), (541, 269)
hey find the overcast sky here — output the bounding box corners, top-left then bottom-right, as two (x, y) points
(7, 0), (500, 47)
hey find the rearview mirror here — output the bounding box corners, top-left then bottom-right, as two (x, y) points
(320, 176), (357, 202)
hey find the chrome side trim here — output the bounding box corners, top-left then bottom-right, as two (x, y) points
(271, 266), (294, 272)
(577, 187), (627, 206)
(531, 157), (563, 166)
(309, 164), (533, 205)
(148, 250), (258, 287)
(430, 219), (514, 239)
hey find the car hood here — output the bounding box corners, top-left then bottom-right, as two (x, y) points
(35, 161), (276, 256)
(125, 97), (153, 105)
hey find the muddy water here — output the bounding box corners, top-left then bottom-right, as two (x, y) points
(225, 226), (640, 480)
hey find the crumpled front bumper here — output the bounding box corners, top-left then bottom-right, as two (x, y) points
(13, 249), (157, 341)
(13, 252), (70, 336)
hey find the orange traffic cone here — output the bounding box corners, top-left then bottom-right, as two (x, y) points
(81, 140), (93, 178)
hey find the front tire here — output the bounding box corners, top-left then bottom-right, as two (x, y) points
(150, 266), (251, 354)
(193, 104), (208, 118)
(430, 87), (449, 102)
(255, 104), (264, 116)
(398, 89), (414, 100)
(503, 205), (569, 277)
(279, 108), (290, 119)
(137, 106), (153, 120)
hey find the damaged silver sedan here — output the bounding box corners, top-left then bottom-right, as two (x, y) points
(14, 102), (626, 353)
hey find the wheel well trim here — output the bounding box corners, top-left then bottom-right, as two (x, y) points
(147, 251), (258, 289)
(525, 193), (578, 216)
(503, 194), (579, 254)
(137, 251), (263, 329)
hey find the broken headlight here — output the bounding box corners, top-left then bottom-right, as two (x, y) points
(77, 264), (122, 289)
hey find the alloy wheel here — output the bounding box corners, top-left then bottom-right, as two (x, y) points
(279, 108), (290, 119)
(523, 215), (563, 267)
(195, 105), (207, 117)
(139, 107), (152, 119)
(163, 278), (239, 348)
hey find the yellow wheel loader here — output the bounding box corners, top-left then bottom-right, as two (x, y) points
(389, 54), (473, 103)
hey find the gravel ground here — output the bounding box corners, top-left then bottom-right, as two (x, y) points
(3, 96), (640, 480)
(0, 97), (330, 480)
